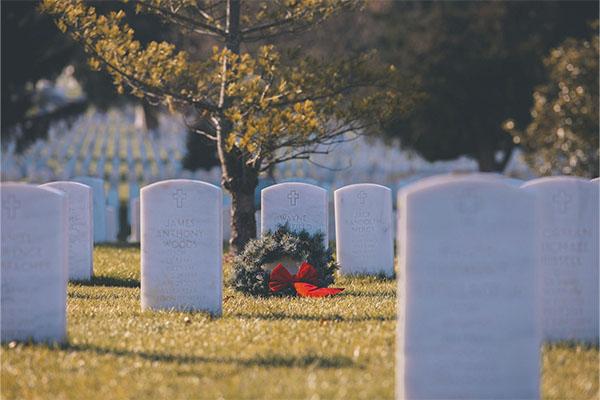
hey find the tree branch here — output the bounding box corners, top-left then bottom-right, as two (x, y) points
(132, 0), (226, 37)
(191, 128), (218, 141)
(182, 113), (218, 141)
(71, 31), (219, 113)
(259, 124), (365, 172)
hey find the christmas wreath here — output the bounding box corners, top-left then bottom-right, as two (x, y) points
(231, 224), (343, 297)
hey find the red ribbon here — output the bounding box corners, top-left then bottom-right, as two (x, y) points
(269, 262), (344, 297)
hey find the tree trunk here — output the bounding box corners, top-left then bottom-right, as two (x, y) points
(222, 150), (259, 253)
(219, 0), (255, 255)
(476, 139), (515, 172)
(142, 102), (159, 132)
(476, 147), (499, 172)
(229, 185), (257, 254)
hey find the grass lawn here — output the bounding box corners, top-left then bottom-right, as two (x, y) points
(1, 245), (598, 399)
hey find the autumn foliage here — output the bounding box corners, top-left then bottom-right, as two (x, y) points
(41, 0), (414, 252)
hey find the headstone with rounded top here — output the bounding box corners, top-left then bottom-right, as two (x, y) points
(335, 183), (394, 276)
(41, 181), (93, 280)
(141, 179), (222, 315)
(1, 183), (68, 343)
(261, 182), (328, 245)
(523, 176), (599, 342)
(397, 175), (539, 399)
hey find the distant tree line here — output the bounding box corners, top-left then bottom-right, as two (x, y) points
(1, 0), (218, 169)
(367, 1), (598, 175)
(3, 1), (598, 177)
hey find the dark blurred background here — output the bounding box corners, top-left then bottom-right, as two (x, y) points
(2, 0), (599, 177)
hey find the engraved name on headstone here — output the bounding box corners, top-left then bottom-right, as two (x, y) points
(141, 179), (222, 315)
(261, 182), (328, 244)
(335, 184), (394, 276)
(523, 177), (599, 342)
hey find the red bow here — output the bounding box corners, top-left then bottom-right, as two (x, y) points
(269, 262), (344, 297)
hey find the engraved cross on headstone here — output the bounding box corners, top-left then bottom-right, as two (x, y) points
(552, 190), (571, 213)
(3, 195), (21, 219)
(357, 191), (367, 205)
(173, 189), (187, 208)
(287, 190), (299, 206)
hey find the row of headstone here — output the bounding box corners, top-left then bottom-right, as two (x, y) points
(0, 108), (188, 184)
(395, 175), (598, 399)
(2, 172), (596, 380)
(1, 169), (146, 340)
(138, 180), (333, 315)
(4, 106), (503, 199)
(260, 182), (396, 276)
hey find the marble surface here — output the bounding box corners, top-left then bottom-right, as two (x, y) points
(1, 183), (68, 343)
(335, 183), (394, 276)
(41, 181), (93, 280)
(397, 175), (539, 399)
(141, 179), (222, 315)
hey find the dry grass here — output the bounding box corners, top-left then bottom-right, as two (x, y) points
(1, 245), (597, 399)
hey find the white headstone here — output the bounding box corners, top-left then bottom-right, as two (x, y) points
(334, 184), (394, 276)
(523, 177), (599, 342)
(141, 179), (222, 315)
(106, 206), (118, 242)
(475, 172), (524, 186)
(502, 177), (525, 186)
(261, 182), (328, 244)
(129, 197), (140, 242)
(74, 176), (107, 242)
(1, 183), (68, 343)
(40, 181), (93, 281)
(397, 176), (539, 399)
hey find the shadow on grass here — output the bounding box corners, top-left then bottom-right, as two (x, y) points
(544, 341), (600, 350)
(95, 243), (140, 249)
(339, 273), (396, 281)
(68, 292), (126, 301)
(59, 343), (357, 369)
(229, 311), (394, 322)
(336, 291), (395, 299)
(71, 275), (140, 288)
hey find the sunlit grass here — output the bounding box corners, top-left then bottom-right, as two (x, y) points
(1, 245), (597, 399)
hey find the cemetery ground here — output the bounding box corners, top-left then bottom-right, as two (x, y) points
(1, 246), (598, 400)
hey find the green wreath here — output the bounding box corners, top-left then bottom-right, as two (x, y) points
(231, 224), (338, 296)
